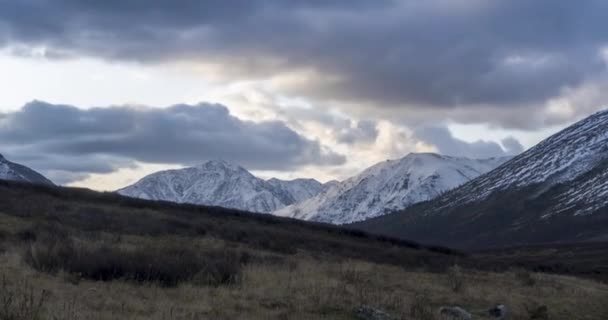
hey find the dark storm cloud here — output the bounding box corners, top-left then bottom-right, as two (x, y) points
(2, 0), (607, 126)
(414, 126), (523, 159)
(0, 101), (345, 182)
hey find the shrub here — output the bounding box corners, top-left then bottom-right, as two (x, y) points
(24, 238), (243, 287)
(23, 233), (74, 273)
(191, 251), (242, 287)
(526, 304), (549, 320)
(15, 222), (71, 243)
(446, 265), (466, 293)
(514, 269), (536, 287)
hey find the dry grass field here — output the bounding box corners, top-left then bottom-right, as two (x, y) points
(0, 181), (606, 319)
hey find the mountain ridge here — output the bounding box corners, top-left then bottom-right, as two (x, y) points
(0, 154), (54, 186)
(117, 160), (326, 213)
(275, 153), (510, 224)
(354, 109), (608, 248)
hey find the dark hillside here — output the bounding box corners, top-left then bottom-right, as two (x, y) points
(0, 179), (461, 269)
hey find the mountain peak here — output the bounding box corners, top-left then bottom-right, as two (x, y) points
(197, 159), (244, 172)
(401, 152), (451, 163)
(275, 154), (509, 224)
(405, 152), (442, 158)
(118, 162), (325, 213)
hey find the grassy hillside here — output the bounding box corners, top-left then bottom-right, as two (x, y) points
(0, 180), (607, 319)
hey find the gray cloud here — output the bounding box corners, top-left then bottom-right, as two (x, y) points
(272, 106), (378, 145)
(501, 137), (525, 155)
(336, 120), (379, 144)
(414, 126), (523, 159)
(0, 101), (345, 183)
(1, 1), (607, 128)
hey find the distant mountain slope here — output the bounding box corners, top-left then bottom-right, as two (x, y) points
(355, 109), (608, 249)
(0, 154), (53, 186)
(275, 153), (509, 224)
(266, 178), (328, 204)
(117, 160), (325, 213)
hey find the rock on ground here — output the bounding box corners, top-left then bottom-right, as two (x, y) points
(438, 306), (472, 320)
(353, 305), (398, 320)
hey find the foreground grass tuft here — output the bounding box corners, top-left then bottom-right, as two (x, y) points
(0, 275), (49, 320)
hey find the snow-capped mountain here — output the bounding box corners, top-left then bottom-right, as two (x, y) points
(0, 154), (54, 186)
(434, 108), (608, 212)
(355, 109), (608, 248)
(275, 153), (509, 224)
(117, 160), (326, 213)
(266, 178), (327, 204)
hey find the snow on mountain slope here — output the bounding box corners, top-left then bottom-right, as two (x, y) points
(432, 109), (608, 214)
(266, 178), (325, 204)
(274, 153), (509, 224)
(117, 160), (325, 213)
(354, 109), (608, 248)
(549, 159), (608, 217)
(0, 154), (54, 186)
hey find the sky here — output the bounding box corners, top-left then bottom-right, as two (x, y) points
(0, 0), (607, 190)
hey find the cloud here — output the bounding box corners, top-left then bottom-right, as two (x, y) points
(336, 120), (379, 144)
(0, 101), (345, 183)
(1, 0), (607, 128)
(501, 137), (525, 155)
(414, 126), (523, 159)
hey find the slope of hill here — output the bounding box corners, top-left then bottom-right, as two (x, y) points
(354, 109), (608, 248)
(275, 153), (509, 224)
(117, 160), (325, 213)
(0, 153), (53, 186)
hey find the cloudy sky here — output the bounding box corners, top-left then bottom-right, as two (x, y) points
(1, 0), (607, 190)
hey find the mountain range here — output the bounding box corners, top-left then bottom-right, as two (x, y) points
(118, 154), (508, 222)
(117, 160), (331, 213)
(3, 108), (608, 250)
(0, 154), (53, 186)
(354, 109), (608, 248)
(274, 153), (508, 224)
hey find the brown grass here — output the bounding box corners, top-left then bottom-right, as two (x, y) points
(0, 234), (607, 319)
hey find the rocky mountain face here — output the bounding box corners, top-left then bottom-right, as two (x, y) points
(117, 160), (327, 213)
(354, 109), (608, 249)
(275, 153), (509, 224)
(0, 154), (54, 186)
